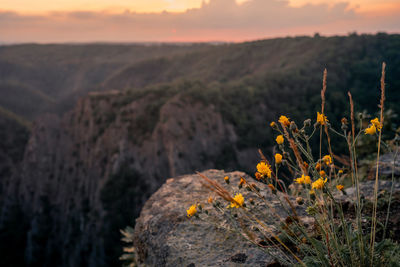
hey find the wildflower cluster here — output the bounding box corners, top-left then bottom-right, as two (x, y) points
(185, 64), (400, 266)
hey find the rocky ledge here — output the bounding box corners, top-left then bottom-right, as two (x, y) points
(133, 169), (400, 267)
(133, 169), (304, 266)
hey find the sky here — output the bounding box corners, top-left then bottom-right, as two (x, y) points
(0, 0), (399, 43)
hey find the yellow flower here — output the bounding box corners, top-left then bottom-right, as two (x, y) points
(336, 184), (344, 191)
(365, 124), (376, 135)
(294, 177), (302, 184)
(257, 162), (272, 178)
(294, 174), (311, 185)
(239, 177), (245, 186)
(208, 196), (213, 203)
(309, 189), (315, 195)
(275, 153), (283, 164)
(230, 193), (244, 208)
(317, 112), (328, 125)
(319, 170), (326, 178)
(312, 178), (327, 190)
(187, 204), (197, 217)
(278, 115), (291, 127)
(338, 169), (343, 174)
(255, 172), (262, 180)
(322, 155), (332, 165)
(371, 118), (382, 131)
(270, 121), (276, 128)
(315, 162), (321, 171)
(276, 135), (284, 145)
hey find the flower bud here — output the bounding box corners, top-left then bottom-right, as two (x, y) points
(303, 119), (311, 127)
(224, 176), (230, 184)
(270, 121), (278, 130)
(290, 121), (298, 131)
(268, 184), (277, 194)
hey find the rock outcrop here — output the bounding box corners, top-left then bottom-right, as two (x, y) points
(134, 170), (400, 267)
(133, 170), (298, 266)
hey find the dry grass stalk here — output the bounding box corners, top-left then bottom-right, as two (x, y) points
(280, 123), (308, 175)
(319, 69), (328, 166)
(197, 172), (235, 203)
(258, 149), (268, 162)
(321, 68), (327, 114)
(348, 92), (355, 142)
(370, 62), (386, 261)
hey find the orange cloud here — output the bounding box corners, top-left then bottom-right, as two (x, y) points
(0, 0), (398, 43)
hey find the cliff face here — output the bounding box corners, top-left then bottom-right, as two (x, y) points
(0, 114), (29, 208)
(1, 91), (254, 266)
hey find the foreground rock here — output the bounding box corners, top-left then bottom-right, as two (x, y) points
(133, 169), (304, 267)
(134, 170), (400, 267)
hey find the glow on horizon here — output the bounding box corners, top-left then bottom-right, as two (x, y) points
(0, 0), (398, 43)
(1, 0), (398, 14)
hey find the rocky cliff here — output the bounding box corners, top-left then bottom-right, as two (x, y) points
(0, 90), (260, 266)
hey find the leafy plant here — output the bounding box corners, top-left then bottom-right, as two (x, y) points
(120, 226), (139, 267)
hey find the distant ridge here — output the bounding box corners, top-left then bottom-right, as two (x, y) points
(0, 106), (31, 129)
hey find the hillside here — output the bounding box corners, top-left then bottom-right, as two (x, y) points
(0, 33), (400, 266)
(2, 34), (400, 122)
(0, 43), (210, 119)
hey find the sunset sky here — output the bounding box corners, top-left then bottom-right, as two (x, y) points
(0, 0), (399, 43)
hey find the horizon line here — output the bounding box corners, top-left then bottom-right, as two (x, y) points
(1, 31), (399, 46)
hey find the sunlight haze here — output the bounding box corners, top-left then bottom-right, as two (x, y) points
(0, 0), (399, 43)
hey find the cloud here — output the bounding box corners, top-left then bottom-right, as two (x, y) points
(0, 0), (398, 43)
